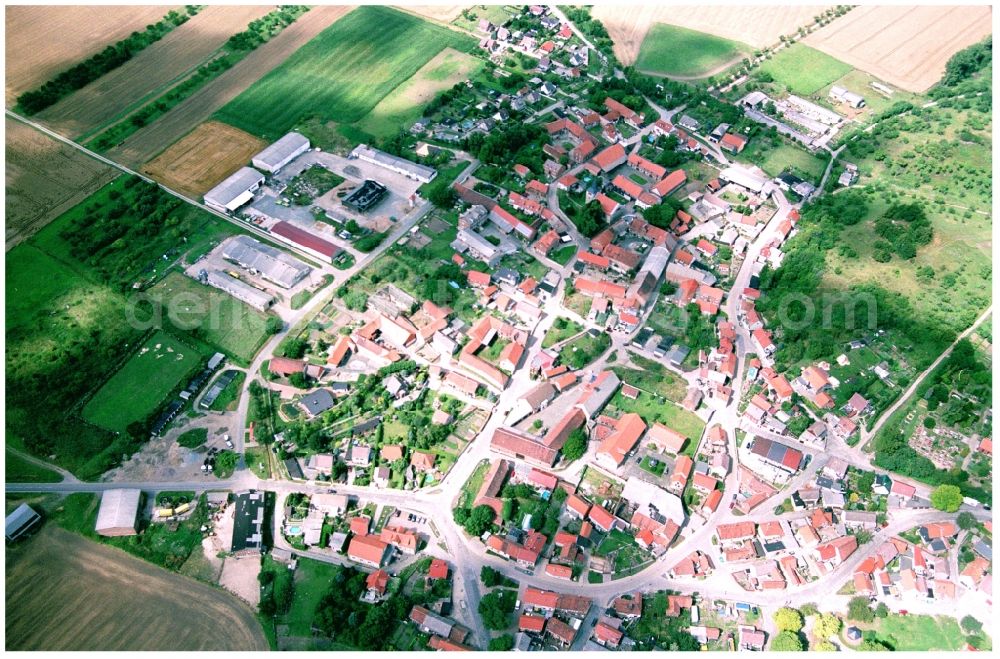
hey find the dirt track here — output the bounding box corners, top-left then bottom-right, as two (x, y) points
(592, 5), (828, 65)
(804, 5), (992, 92)
(142, 121), (267, 197)
(36, 5), (272, 138)
(109, 5), (356, 169)
(5, 117), (118, 250)
(5, 5), (176, 105)
(5, 527), (268, 651)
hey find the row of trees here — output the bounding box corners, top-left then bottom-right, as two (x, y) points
(227, 5), (309, 50)
(18, 6), (202, 114)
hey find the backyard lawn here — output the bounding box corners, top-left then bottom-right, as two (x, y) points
(560, 331), (611, 369)
(542, 317), (585, 349)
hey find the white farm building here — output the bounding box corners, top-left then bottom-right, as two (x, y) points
(829, 86), (865, 109)
(221, 235), (311, 289)
(95, 488), (142, 537)
(204, 166), (265, 213)
(202, 270), (274, 311)
(350, 144), (437, 183)
(252, 132), (311, 173)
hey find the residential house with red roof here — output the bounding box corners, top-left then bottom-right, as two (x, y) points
(348, 534), (390, 568)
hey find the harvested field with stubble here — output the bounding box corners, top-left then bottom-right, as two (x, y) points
(399, 5), (465, 23)
(4, 5), (178, 105)
(143, 121), (267, 196)
(108, 5), (355, 169)
(36, 5), (272, 139)
(593, 5), (828, 65)
(804, 5), (993, 92)
(5, 117), (118, 250)
(5, 527), (268, 651)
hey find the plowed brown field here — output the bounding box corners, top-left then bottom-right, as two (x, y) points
(5, 117), (118, 250)
(142, 121), (267, 197)
(5, 5), (177, 105)
(804, 5), (992, 92)
(36, 5), (272, 138)
(593, 5), (828, 65)
(109, 5), (355, 169)
(5, 527), (268, 651)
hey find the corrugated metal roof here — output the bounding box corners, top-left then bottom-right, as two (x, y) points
(222, 235), (311, 289)
(252, 132), (309, 169)
(204, 167), (264, 207)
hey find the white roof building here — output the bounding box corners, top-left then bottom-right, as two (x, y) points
(203, 269), (274, 311)
(96, 488), (142, 537)
(252, 132), (310, 173)
(350, 144), (437, 183)
(204, 167), (265, 212)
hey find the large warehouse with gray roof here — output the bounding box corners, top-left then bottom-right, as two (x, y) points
(252, 132), (311, 173)
(221, 235), (312, 289)
(203, 167), (265, 213)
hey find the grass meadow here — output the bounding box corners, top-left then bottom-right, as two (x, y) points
(758, 43), (853, 95)
(215, 6), (477, 140)
(145, 272), (273, 363)
(636, 23), (749, 78)
(82, 330), (204, 434)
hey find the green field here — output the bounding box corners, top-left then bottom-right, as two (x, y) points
(636, 23), (748, 78)
(146, 272), (273, 363)
(357, 47), (484, 138)
(753, 143), (829, 184)
(83, 331), (203, 434)
(6, 243), (142, 478)
(758, 43), (853, 95)
(870, 615), (967, 651)
(5, 451), (62, 484)
(215, 6), (477, 140)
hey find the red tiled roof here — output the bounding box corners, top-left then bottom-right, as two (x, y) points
(576, 251), (611, 269)
(595, 193), (619, 217)
(348, 534), (387, 564)
(591, 143), (627, 171)
(652, 170), (687, 197)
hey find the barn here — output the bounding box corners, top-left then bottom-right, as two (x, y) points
(270, 221), (342, 263)
(203, 166), (265, 213)
(95, 488), (142, 537)
(252, 132), (310, 173)
(5, 503), (41, 542)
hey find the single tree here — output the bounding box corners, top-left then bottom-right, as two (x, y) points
(930, 484), (963, 512)
(774, 607), (804, 632)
